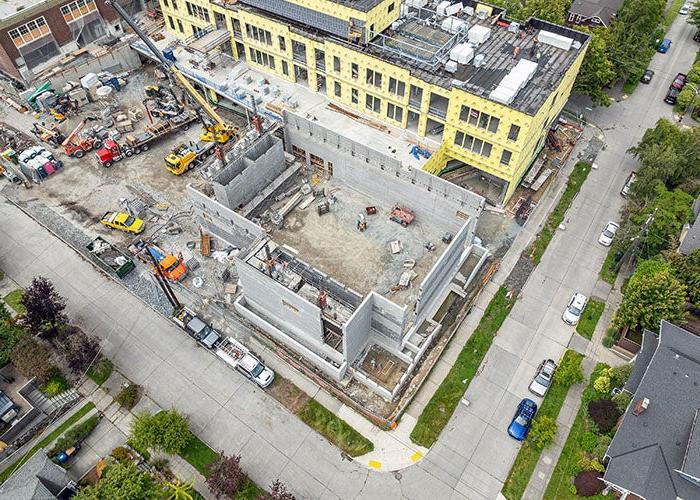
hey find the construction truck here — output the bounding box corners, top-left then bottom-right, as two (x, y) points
(171, 306), (221, 348)
(216, 337), (275, 388)
(31, 123), (66, 147)
(147, 245), (188, 281)
(165, 140), (216, 175)
(107, 0), (239, 144)
(61, 118), (101, 158)
(94, 139), (133, 168)
(123, 110), (198, 154)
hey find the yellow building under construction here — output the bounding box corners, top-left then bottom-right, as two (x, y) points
(157, 0), (589, 203)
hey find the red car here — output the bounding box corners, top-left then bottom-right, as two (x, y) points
(672, 73), (687, 90)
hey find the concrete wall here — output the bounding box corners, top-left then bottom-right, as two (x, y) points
(415, 217), (474, 322)
(283, 112), (485, 233)
(212, 133), (286, 210)
(370, 292), (407, 347)
(187, 184), (263, 251)
(343, 293), (372, 365)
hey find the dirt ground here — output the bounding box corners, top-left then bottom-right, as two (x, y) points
(266, 376), (310, 414)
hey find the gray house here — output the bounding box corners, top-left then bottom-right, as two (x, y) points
(0, 451), (75, 499)
(679, 197), (700, 255)
(604, 321), (700, 499)
(567, 0), (623, 27)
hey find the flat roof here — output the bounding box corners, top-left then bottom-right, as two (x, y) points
(0, 0), (46, 21)
(240, 0), (384, 13)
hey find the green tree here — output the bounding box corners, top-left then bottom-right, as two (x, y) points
(689, 3), (700, 27)
(521, 0), (567, 23)
(164, 478), (195, 500)
(574, 28), (616, 106)
(527, 415), (557, 450)
(10, 336), (53, 382)
(634, 185), (694, 257)
(0, 321), (26, 366)
(20, 276), (67, 338)
(130, 409), (191, 455)
(613, 259), (686, 331)
(553, 351), (584, 386)
(666, 249), (700, 307)
(74, 461), (162, 499)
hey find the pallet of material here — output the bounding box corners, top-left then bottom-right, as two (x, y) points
(530, 167), (554, 191)
(522, 157), (546, 187)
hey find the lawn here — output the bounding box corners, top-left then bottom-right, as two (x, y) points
(575, 299), (606, 340)
(296, 399), (374, 457)
(3, 289), (25, 315)
(502, 351), (584, 500)
(598, 248), (618, 285)
(180, 433), (219, 476)
(543, 363), (612, 500)
(529, 163), (592, 265)
(87, 358), (113, 386)
(0, 401), (95, 484)
(410, 286), (516, 447)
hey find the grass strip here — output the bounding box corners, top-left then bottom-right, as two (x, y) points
(576, 299), (606, 340)
(296, 399), (374, 457)
(529, 163), (592, 265)
(543, 363), (610, 500)
(501, 351), (584, 500)
(0, 401), (95, 484)
(599, 247), (618, 285)
(3, 289), (25, 315)
(410, 286), (516, 447)
(179, 433), (219, 476)
(87, 358), (113, 386)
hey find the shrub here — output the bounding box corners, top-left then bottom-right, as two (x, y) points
(592, 435), (612, 462)
(41, 367), (70, 397)
(587, 398), (622, 434)
(111, 446), (132, 463)
(87, 358), (113, 386)
(574, 470), (605, 497)
(130, 409), (191, 455)
(580, 432), (599, 453)
(602, 335), (615, 348)
(10, 336), (53, 382)
(49, 415), (100, 456)
(578, 456), (606, 473)
(609, 364), (633, 388)
(206, 453), (246, 498)
(554, 351), (584, 386)
(263, 480), (296, 500)
(115, 384), (140, 409)
(527, 415), (558, 450)
(593, 375), (611, 394)
(612, 391), (632, 412)
(150, 457), (171, 474)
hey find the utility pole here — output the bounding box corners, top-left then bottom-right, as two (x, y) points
(614, 208), (657, 273)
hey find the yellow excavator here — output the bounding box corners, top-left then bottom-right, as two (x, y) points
(107, 0), (238, 145)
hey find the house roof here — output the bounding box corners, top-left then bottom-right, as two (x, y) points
(0, 452), (72, 500)
(569, 0), (623, 24)
(604, 321), (700, 500)
(624, 330), (658, 394)
(679, 216), (700, 256)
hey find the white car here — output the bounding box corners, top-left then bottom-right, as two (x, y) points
(598, 221), (619, 247)
(529, 359), (557, 397)
(680, 4), (691, 14)
(563, 293), (588, 326)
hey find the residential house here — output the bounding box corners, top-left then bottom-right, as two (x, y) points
(0, 451), (76, 499)
(567, 0), (623, 28)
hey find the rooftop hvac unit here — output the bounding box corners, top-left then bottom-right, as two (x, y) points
(508, 22), (520, 33)
(449, 43), (474, 64)
(463, 6), (474, 15)
(445, 2), (462, 16)
(468, 25), (491, 45)
(476, 9), (488, 19)
(441, 17), (468, 34)
(405, 0), (428, 6)
(473, 53), (485, 67)
(445, 60), (458, 73)
(436, 1), (451, 15)
(538, 30), (574, 51)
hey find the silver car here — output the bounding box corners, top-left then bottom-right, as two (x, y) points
(529, 359), (557, 397)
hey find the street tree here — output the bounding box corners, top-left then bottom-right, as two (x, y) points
(521, 0), (567, 23)
(0, 320), (25, 367)
(666, 249), (700, 307)
(574, 28), (616, 106)
(259, 480), (296, 500)
(633, 184), (694, 257)
(689, 3), (700, 27)
(10, 336), (53, 381)
(74, 461), (162, 499)
(56, 326), (100, 375)
(553, 351), (584, 386)
(613, 259), (686, 331)
(527, 415), (557, 450)
(207, 453), (247, 498)
(130, 409), (191, 455)
(20, 276), (67, 337)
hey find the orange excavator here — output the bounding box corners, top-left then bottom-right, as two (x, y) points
(61, 117), (101, 158)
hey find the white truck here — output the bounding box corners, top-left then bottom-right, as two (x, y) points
(216, 337), (275, 388)
(172, 306), (221, 349)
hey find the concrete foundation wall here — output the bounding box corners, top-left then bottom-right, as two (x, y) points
(343, 293), (372, 365)
(187, 184), (263, 251)
(212, 133), (286, 210)
(415, 217), (474, 322)
(370, 292), (407, 346)
(283, 112), (485, 233)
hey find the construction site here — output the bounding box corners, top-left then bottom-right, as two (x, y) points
(0, 1), (585, 421)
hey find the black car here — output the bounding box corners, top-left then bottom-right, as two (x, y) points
(665, 86), (681, 104)
(640, 69), (654, 84)
(694, 30), (700, 42)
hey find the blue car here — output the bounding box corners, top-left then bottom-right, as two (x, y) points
(658, 38), (672, 53)
(508, 398), (538, 441)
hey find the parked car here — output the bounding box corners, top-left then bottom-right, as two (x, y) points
(658, 38), (672, 53)
(100, 211), (145, 234)
(620, 171), (637, 197)
(671, 73), (688, 90)
(563, 292), (588, 326)
(694, 30), (700, 42)
(640, 69), (654, 84)
(680, 4), (691, 14)
(529, 359), (557, 397)
(665, 86), (681, 104)
(598, 221), (620, 247)
(508, 398), (538, 441)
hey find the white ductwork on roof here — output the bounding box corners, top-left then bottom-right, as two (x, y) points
(537, 30), (574, 51)
(489, 58), (539, 105)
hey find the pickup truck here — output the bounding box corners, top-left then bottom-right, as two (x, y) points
(172, 306), (221, 348)
(216, 337), (275, 388)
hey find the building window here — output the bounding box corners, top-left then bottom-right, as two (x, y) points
(500, 150), (512, 166)
(282, 60), (289, 75)
(334, 81), (341, 97)
(454, 131), (493, 158)
(168, 16), (175, 30)
(185, 2), (210, 22)
(387, 102), (403, 122)
(351, 88), (358, 104)
(351, 63), (359, 79)
(245, 24), (272, 45)
(365, 93), (380, 113)
(460, 105), (499, 133)
(249, 48), (275, 69)
(508, 124), (520, 141)
(177, 19), (184, 32)
(278, 35), (286, 51)
(60, 0), (98, 23)
(388, 77), (405, 97)
(388, 2), (395, 12)
(9, 16), (50, 47)
(333, 56), (341, 73)
(366, 68), (382, 88)
(172, 0), (177, 9)
(163, 0), (168, 6)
